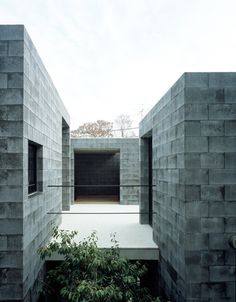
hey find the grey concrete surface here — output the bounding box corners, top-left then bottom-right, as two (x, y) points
(0, 25), (70, 301)
(140, 72), (236, 302)
(72, 138), (140, 205)
(47, 204), (158, 260)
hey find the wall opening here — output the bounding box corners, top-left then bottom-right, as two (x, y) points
(28, 140), (43, 195)
(74, 150), (120, 203)
(148, 136), (153, 226)
(140, 132), (153, 225)
(62, 118), (70, 210)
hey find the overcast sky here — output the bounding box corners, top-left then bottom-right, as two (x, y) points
(1, 0), (236, 130)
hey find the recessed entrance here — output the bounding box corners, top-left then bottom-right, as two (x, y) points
(74, 150), (120, 203)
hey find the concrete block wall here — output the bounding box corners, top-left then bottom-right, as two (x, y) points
(0, 25), (70, 301)
(0, 25), (24, 301)
(140, 73), (236, 302)
(71, 138), (139, 204)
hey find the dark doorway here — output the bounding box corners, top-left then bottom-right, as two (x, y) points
(140, 133), (153, 226)
(148, 137), (153, 226)
(74, 151), (120, 202)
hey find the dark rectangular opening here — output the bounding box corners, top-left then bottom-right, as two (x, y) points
(28, 140), (43, 195)
(28, 142), (37, 194)
(148, 137), (153, 226)
(74, 151), (120, 202)
(140, 132), (153, 225)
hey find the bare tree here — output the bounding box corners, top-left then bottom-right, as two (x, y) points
(114, 114), (137, 137)
(71, 120), (113, 138)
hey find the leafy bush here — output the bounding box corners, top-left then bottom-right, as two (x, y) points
(39, 228), (161, 302)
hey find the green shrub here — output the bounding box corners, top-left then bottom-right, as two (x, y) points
(39, 228), (161, 302)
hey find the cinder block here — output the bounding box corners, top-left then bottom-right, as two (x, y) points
(225, 121), (236, 136)
(8, 41), (24, 56)
(210, 266), (236, 282)
(180, 169), (208, 184)
(209, 72), (236, 88)
(8, 73), (23, 88)
(225, 153), (236, 168)
(225, 217), (236, 232)
(0, 57), (23, 73)
(186, 265), (208, 282)
(0, 89), (23, 105)
(184, 73), (209, 88)
(185, 185), (201, 201)
(186, 218), (201, 233)
(0, 186), (23, 202)
(209, 202), (225, 217)
(0, 73), (7, 88)
(201, 185), (224, 201)
(201, 251), (224, 265)
(184, 151), (200, 169)
(171, 138), (184, 153)
(0, 170), (8, 185)
(0, 106), (8, 120)
(185, 104), (208, 120)
(0, 251), (22, 268)
(225, 88), (236, 103)
(0, 284), (22, 300)
(6, 268), (22, 283)
(171, 74), (185, 98)
(225, 185), (236, 200)
(225, 251), (236, 265)
(185, 251), (201, 265)
(209, 233), (229, 250)
(7, 170), (23, 186)
(209, 137), (236, 152)
(177, 154), (184, 168)
(0, 25), (24, 40)
(185, 201), (208, 217)
(0, 219), (22, 235)
(201, 282), (227, 299)
(185, 87), (224, 103)
(0, 41), (8, 56)
(7, 138), (23, 153)
(201, 218), (224, 233)
(167, 155), (177, 168)
(201, 121), (224, 136)
(225, 201), (236, 216)
(7, 236), (22, 250)
(185, 137), (208, 152)
(201, 153), (224, 168)
(185, 121), (200, 136)
(0, 236), (7, 250)
(209, 169), (236, 184)
(209, 104), (236, 120)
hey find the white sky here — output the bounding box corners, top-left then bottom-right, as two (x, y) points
(1, 0), (236, 130)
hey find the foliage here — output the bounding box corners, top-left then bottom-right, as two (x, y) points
(114, 114), (137, 138)
(71, 120), (113, 137)
(39, 228), (161, 302)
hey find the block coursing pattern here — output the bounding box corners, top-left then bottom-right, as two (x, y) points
(71, 138), (139, 204)
(140, 73), (236, 302)
(0, 25), (70, 301)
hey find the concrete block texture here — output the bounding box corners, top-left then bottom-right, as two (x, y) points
(139, 72), (236, 302)
(0, 25), (70, 301)
(72, 138), (139, 205)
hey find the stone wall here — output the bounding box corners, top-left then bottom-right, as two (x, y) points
(0, 25), (70, 301)
(140, 73), (236, 302)
(72, 138), (139, 204)
(0, 25), (24, 302)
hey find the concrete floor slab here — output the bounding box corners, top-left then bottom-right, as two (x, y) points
(51, 204), (159, 260)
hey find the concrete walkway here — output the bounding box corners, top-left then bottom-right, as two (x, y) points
(54, 204), (159, 260)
